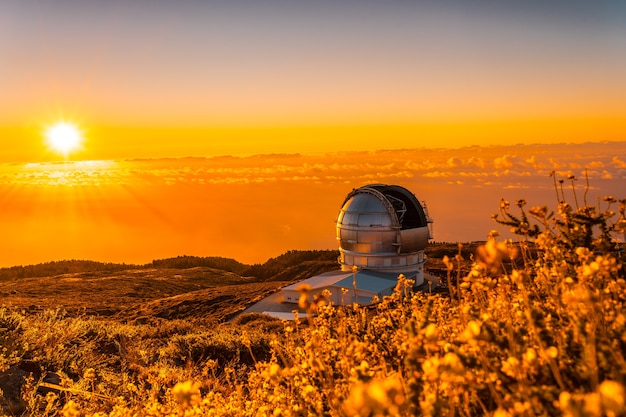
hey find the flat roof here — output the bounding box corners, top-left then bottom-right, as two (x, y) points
(335, 270), (399, 294)
(282, 269), (400, 295)
(282, 270), (353, 291)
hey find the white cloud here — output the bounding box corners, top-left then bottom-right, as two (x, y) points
(588, 161), (605, 168)
(447, 157), (462, 168)
(494, 155), (518, 169)
(423, 171), (453, 178)
(467, 157), (486, 168)
(612, 156), (626, 169)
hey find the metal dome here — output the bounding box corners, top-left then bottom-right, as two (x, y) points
(336, 184), (432, 276)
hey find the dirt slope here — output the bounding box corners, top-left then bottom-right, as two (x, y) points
(114, 281), (291, 323)
(0, 267), (260, 319)
(0, 260), (341, 322)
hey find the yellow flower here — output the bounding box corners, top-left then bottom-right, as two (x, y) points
(522, 348), (537, 364)
(298, 293), (310, 310)
(493, 408), (513, 417)
(424, 323), (438, 341)
(61, 400), (80, 417)
(599, 380), (625, 416)
(583, 393), (602, 417)
(83, 367), (96, 380)
(546, 346), (558, 359)
(442, 352), (464, 374)
(267, 363), (281, 379)
(297, 283), (311, 293)
(346, 374), (405, 417)
(422, 358), (440, 381)
(559, 391), (572, 411)
(461, 320), (482, 342)
(501, 357), (520, 378)
(172, 381), (201, 408)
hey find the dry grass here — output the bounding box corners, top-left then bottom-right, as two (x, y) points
(0, 267), (292, 320)
(1, 195), (624, 416)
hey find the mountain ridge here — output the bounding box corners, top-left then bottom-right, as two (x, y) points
(0, 250), (340, 281)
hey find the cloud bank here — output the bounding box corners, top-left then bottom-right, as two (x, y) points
(3, 142), (625, 189)
(0, 142), (624, 266)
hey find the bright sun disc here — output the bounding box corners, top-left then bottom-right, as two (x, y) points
(45, 121), (83, 156)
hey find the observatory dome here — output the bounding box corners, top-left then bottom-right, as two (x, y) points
(336, 184), (432, 277)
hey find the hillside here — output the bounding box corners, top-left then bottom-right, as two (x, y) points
(0, 267), (242, 317)
(113, 282), (289, 323)
(0, 251), (342, 322)
(0, 256), (249, 281)
(0, 177), (623, 416)
(0, 245), (478, 323)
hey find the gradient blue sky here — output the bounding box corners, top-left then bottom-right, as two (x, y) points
(1, 0), (626, 160)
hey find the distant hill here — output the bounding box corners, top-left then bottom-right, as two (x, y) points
(148, 255), (249, 275)
(262, 260), (340, 282)
(0, 250), (343, 322)
(240, 250), (340, 280)
(0, 266), (297, 323)
(0, 245), (487, 282)
(0, 251), (334, 281)
(0, 260), (139, 281)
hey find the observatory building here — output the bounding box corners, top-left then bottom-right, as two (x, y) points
(282, 184), (433, 306)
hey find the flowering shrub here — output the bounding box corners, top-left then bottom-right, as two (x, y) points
(1, 194), (624, 416)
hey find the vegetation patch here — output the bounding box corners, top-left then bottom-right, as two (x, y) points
(0, 193), (624, 416)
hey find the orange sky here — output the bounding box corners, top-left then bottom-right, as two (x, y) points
(1, 1), (626, 267)
(2, 117), (626, 164)
(2, 1), (626, 163)
(1, 142), (624, 267)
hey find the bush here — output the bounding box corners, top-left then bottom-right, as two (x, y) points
(1, 193), (624, 416)
(161, 326), (272, 367)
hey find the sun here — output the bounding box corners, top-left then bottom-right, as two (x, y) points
(45, 121), (84, 157)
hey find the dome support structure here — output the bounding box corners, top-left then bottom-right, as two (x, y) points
(336, 184), (432, 286)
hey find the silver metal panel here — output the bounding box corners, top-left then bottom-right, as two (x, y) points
(356, 229), (396, 244)
(357, 214), (392, 227)
(343, 193), (388, 214)
(336, 184), (431, 274)
(338, 229), (357, 242)
(399, 227), (430, 252)
(341, 212), (360, 226)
